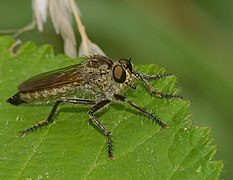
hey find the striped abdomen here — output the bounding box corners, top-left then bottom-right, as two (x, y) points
(7, 83), (79, 105)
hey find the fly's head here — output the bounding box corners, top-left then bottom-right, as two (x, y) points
(113, 58), (135, 89)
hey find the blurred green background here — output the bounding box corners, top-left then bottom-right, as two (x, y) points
(0, 0), (232, 178)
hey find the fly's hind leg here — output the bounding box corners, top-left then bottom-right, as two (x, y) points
(88, 100), (114, 159)
(19, 98), (96, 137)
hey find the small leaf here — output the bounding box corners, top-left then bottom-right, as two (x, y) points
(0, 36), (223, 179)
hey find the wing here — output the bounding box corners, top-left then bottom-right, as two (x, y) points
(18, 63), (85, 92)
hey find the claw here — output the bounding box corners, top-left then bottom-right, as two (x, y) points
(108, 155), (116, 160)
(161, 124), (169, 129)
(19, 131), (27, 138)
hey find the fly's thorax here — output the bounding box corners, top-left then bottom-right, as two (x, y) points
(83, 64), (118, 100)
(82, 57), (135, 100)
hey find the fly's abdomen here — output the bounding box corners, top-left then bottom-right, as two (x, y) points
(8, 84), (79, 105)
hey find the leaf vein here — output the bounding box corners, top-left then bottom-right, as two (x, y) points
(17, 126), (50, 178)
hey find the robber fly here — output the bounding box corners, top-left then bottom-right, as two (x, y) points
(7, 55), (182, 159)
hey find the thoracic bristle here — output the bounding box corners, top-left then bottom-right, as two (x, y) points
(7, 92), (26, 105)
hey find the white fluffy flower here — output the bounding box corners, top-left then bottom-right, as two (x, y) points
(32, 0), (48, 32)
(32, 0), (105, 58)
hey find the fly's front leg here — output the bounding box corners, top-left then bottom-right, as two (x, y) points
(114, 94), (169, 129)
(136, 72), (183, 99)
(88, 100), (115, 159)
(138, 72), (172, 80)
(19, 98), (96, 137)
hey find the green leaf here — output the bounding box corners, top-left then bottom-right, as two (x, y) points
(0, 36), (223, 179)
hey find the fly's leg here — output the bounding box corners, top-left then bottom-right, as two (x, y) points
(138, 72), (183, 99)
(114, 94), (169, 129)
(88, 100), (114, 159)
(138, 73), (172, 80)
(19, 98), (96, 137)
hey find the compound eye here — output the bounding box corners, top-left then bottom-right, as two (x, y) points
(113, 65), (126, 83)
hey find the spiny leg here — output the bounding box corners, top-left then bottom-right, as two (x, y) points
(19, 98), (96, 137)
(88, 100), (114, 159)
(138, 72), (172, 80)
(114, 94), (168, 129)
(139, 73), (183, 99)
